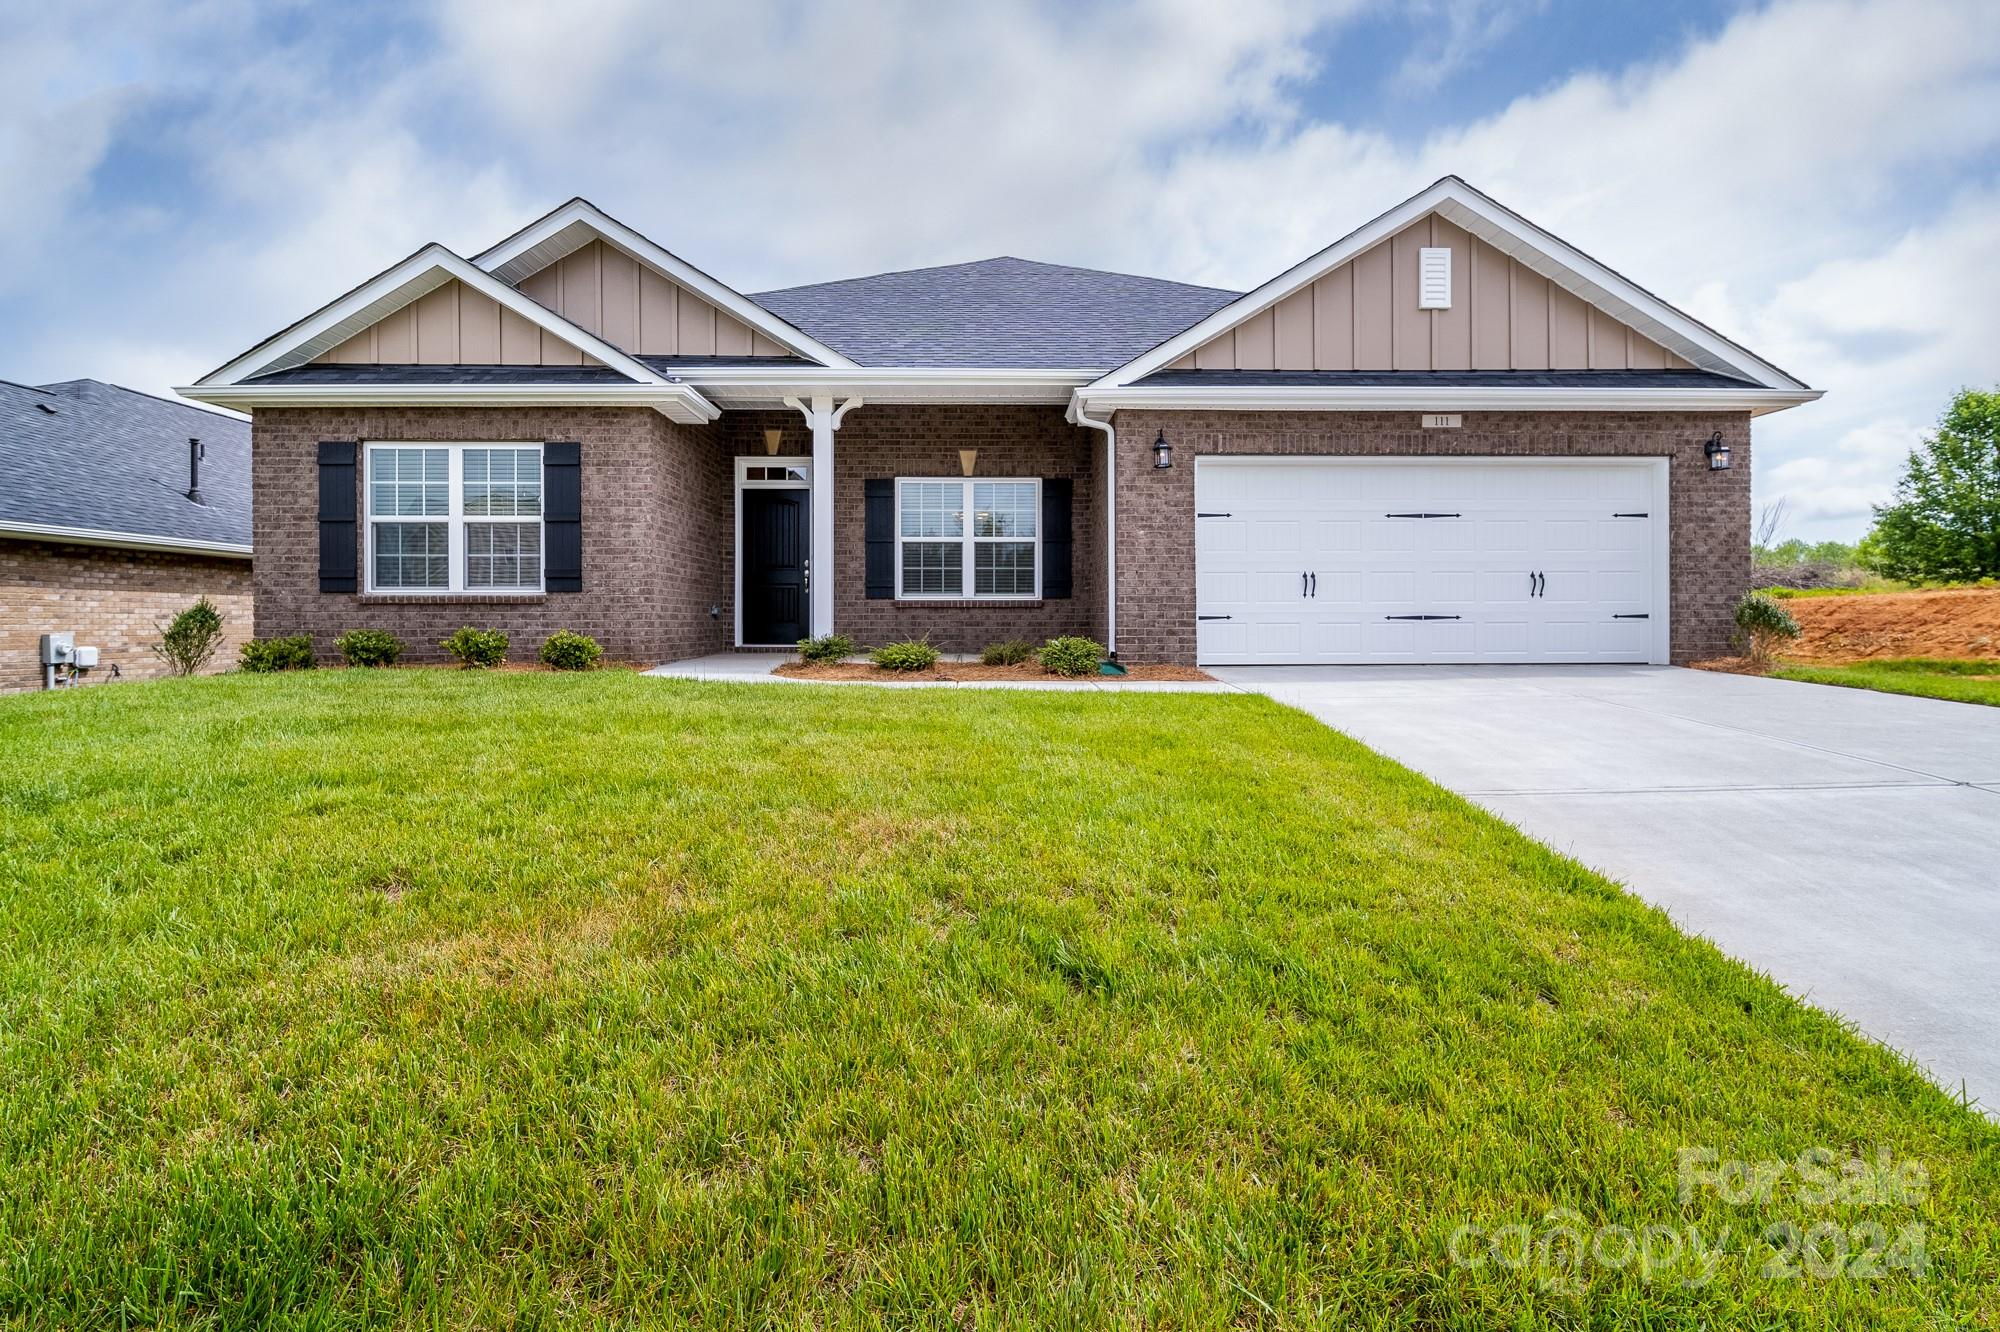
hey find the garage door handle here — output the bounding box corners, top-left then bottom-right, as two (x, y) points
(1385, 512), (1461, 519)
(1198, 615), (1232, 621)
(1613, 613), (1650, 619)
(1310, 572), (1317, 597)
(1385, 614), (1461, 621)
(1613, 512), (1649, 518)
(1197, 512), (1231, 518)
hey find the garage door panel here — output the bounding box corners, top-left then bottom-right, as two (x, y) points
(1194, 459), (1663, 665)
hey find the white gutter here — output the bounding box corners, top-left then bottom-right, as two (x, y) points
(175, 382), (721, 425)
(682, 366), (1096, 407)
(0, 519), (252, 559)
(1066, 396), (1116, 655)
(1076, 386), (1823, 417)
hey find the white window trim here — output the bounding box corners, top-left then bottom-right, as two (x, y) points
(893, 477), (1042, 601)
(363, 441), (546, 595)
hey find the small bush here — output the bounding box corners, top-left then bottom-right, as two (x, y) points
(980, 638), (1034, 666)
(872, 638), (940, 672)
(1037, 635), (1104, 678)
(797, 633), (858, 665)
(335, 628), (405, 668)
(1734, 592), (1801, 667)
(540, 630), (603, 671)
(152, 597), (225, 676)
(239, 635), (315, 673)
(441, 626), (509, 669)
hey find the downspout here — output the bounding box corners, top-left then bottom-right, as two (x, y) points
(1067, 395), (1115, 655)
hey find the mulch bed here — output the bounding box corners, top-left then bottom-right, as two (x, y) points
(774, 660), (1213, 683)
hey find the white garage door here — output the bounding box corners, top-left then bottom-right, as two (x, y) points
(1195, 458), (1668, 665)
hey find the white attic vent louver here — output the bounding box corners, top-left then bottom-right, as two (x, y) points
(1418, 247), (1452, 310)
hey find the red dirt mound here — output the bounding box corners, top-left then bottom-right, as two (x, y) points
(1781, 587), (2000, 664)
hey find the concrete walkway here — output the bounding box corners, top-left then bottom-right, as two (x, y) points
(1212, 664), (2000, 1111)
(645, 653), (1241, 692)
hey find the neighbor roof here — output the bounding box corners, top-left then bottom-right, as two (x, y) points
(0, 379), (251, 554)
(751, 257), (1240, 371)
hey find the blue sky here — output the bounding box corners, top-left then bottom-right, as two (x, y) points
(4, 0), (1997, 540)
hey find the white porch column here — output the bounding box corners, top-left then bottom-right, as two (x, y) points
(785, 394), (861, 638)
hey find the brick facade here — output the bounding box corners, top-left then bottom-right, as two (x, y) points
(1, 538), (253, 693)
(252, 406), (731, 664)
(1108, 409), (1752, 664)
(249, 404), (1748, 670)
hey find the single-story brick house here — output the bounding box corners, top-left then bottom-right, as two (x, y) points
(180, 177), (1817, 668)
(1, 379), (251, 692)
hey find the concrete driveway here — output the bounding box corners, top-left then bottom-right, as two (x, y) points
(1211, 664), (2000, 1111)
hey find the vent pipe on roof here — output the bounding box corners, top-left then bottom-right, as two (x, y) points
(186, 438), (205, 504)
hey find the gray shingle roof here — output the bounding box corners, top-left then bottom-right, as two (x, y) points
(0, 379), (251, 550)
(751, 257), (1240, 370)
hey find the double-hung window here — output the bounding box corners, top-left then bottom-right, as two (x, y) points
(365, 443), (544, 593)
(895, 478), (1039, 599)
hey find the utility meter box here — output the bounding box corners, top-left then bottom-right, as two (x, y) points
(39, 632), (75, 666)
(74, 645), (100, 669)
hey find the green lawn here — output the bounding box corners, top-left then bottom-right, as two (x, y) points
(1, 672), (1993, 1328)
(1775, 657), (2000, 707)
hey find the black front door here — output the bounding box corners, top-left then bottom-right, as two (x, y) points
(743, 488), (809, 644)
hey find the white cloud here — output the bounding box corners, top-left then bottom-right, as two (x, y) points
(1, 0), (1996, 540)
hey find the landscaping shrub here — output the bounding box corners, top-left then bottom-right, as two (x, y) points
(151, 597), (225, 676)
(797, 633), (857, 665)
(1037, 635), (1104, 678)
(1734, 592), (1801, 667)
(980, 638), (1034, 666)
(238, 635), (315, 673)
(872, 638), (939, 672)
(335, 628), (404, 668)
(441, 626), (509, 669)
(539, 630), (603, 671)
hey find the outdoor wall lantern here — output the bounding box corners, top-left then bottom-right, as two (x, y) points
(1704, 431), (1731, 470)
(1152, 430), (1174, 469)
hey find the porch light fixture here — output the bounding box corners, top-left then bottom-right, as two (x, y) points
(1704, 431), (1731, 470)
(959, 448), (978, 477)
(763, 428), (783, 456)
(1152, 430), (1173, 469)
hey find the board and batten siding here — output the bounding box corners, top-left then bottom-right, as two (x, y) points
(1176, 213), (1692, 374)
(317, 240), (793, 367)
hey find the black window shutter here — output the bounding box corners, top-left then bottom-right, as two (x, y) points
(1041, 477), (1073, 600)
(544, 441), (582, 592)
(317, 441), (358, 593)
(864, 479), (894, 600)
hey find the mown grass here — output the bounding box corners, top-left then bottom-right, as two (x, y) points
(0, 671), (1993, 1328)
(1775, 656), (2000, 707)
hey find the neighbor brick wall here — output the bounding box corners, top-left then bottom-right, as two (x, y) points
(717, 406), (1106, 653)
(0, 538), (253, 693)
(251, 407), (732, 665)
(1109, 409), (1752, 664)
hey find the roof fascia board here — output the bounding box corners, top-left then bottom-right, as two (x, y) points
(195, 245), (671, 388)
(1089, 177), (1807, 393)
(0, 519), (252, 559)
(473, 200), (858, 369)
(1075, 385), (1823, 417)
(177, 381), (720, 425)
(674, 366), (1094, 407)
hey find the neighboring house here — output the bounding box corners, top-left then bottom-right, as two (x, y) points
(1, 380), (251, 693)
(179, 177), (1817, 669)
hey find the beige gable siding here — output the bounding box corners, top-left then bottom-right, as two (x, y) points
(1173, 212), (1691, 373)
(317, 280), (604, 368)
(316, 239), (797, 367)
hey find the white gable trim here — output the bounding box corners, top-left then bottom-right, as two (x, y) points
(192, 244), (673, 389)
(473, 199), (858, 370)
(1089, 177), (1810, 393)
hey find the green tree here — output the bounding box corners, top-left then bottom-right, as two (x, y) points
(1862, 388), (2000, 581)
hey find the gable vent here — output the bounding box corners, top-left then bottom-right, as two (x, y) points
(1418, 247), (1452, 309)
